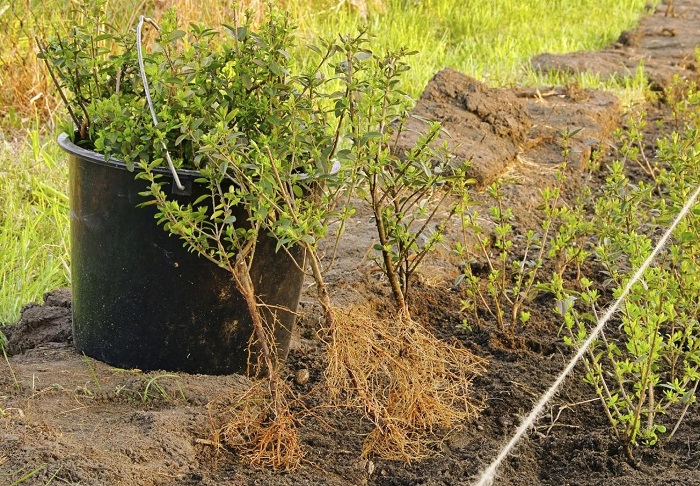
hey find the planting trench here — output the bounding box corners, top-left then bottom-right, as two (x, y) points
(3, 1), (700, 484)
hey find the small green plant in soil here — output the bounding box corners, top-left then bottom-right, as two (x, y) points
(2, 464), (49, 486)
(549, 107), (700, 460)
(614, 107), (658, 181)
(664, 76), (700, 132)
(455, 163), (571, 333)
(350, 51), (475, 315)
(111, 371), (184, 403)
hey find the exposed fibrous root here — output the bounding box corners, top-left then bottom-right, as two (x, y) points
(324, 306), (487, 461)
(208, 302), (486, 467)
(213, 379), (303, 471)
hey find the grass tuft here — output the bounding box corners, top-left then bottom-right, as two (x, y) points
(0, 129), (70, 326)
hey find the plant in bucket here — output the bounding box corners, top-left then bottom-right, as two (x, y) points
(40, 2), (485, 468)
(39, 6), (318, 377)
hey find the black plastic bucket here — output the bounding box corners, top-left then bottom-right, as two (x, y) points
(58, 133), (305, 375)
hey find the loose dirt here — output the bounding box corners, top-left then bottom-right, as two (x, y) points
(3, 1), (700, 484)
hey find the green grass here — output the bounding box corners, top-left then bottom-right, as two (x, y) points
(0, 128), (70, 325)
(529, 59), (653, 108)
(0, 0), (657, 326)
(290, 0), (657, 96)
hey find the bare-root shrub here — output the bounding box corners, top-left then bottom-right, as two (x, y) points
(324, 306), (487, 460)
(211, 379), (303, 471)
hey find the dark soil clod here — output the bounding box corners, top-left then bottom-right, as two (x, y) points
(4, 288), (72, 355)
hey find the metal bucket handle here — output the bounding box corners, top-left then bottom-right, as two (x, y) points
(136, 16), (187, 193)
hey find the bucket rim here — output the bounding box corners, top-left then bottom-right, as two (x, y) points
(57, 132), (202, 179)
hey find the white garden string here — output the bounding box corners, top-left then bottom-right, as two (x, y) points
(473, 182), (700, 486)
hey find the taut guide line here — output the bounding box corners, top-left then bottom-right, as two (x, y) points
(473, 183), (700, 486)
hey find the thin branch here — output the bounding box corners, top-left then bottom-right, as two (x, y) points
(35, 36), (82, 133)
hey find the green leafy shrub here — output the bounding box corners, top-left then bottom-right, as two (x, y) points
(551, 121), (700, 460)
(40, 7), (310, 173)
(40, 3), (484, 467)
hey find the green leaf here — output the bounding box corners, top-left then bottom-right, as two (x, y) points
(164, 30), (186, 43)
(193, 195), (209, 205)
(360, 131), (382, 144)
(241, 73), (253, 90)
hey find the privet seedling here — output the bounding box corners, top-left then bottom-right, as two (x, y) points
(456, 162), (569, 332)
(664, 75), (700, 131)
(551, 116), (700, 460)
(614, 108), (657, 181)
(350, 52), (475, 315)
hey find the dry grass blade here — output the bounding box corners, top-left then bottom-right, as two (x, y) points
(0, 3), (58, 125)
(324, 306), (487, 461)
(0, 0), (271, 127)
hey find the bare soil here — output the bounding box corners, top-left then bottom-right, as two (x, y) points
(3, 1), (700, 484)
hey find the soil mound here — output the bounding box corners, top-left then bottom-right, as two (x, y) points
(4, 288), (72, 355)
(397, 70), (620, 189)
(396, 69), (531, 186)
(532, 1), (700, 91)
